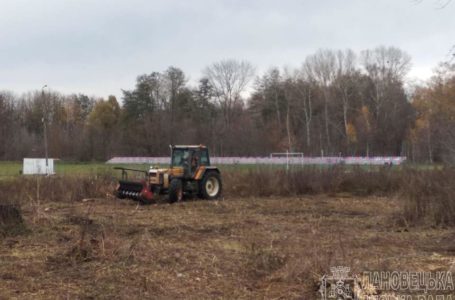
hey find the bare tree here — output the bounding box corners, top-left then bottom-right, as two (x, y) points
(361, 46), (411, 119)
(361, 46), (412, 155)
(361, 46), (411, 82)
(333, 49), (357, 143)
(264, 68), (283, 130)
(304, 49), (337, 154)
(163, 66), (187, 144)
(294, 70), (314, 149)
(282, 72), (295, 152)
(204, 59), (255, 129)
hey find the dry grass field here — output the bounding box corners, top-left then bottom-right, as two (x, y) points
(1, 168), (455, 299)
(1, 194), (454, 299)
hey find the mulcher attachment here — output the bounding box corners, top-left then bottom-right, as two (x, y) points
(116, 180), (154, 203)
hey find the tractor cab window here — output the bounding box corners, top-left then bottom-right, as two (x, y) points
(171, 149), (191, 167)
(172, 148), (209, 167)
(200, 149), (209, 166)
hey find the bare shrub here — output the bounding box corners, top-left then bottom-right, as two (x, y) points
(0, 204), (26, 236)
(337, 166), (402, 196)
(288, 166), (343, 194)
(401, 168), (455, 227)
(0, 174), (115, 206)
(68, 216), (104, 263)
(223, 166), (402, 197)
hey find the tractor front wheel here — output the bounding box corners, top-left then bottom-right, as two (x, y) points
(200, 172), (222, 200)
(169, 178), (183, 203)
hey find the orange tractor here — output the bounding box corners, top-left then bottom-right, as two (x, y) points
(114, 145), (222, 204)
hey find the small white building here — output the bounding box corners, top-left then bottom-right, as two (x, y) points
(23, 158), (55, 175)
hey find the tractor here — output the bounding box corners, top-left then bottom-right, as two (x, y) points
(114, 145), (222, 204)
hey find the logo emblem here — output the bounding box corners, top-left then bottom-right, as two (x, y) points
(320, 266), (356, 299)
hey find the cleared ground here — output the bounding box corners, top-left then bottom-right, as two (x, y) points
(1, 194), (454, 299)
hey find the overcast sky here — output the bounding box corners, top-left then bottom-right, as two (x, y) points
(0, 0), (453, 100)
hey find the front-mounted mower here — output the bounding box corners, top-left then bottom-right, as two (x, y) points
(114, 145), (222, 204)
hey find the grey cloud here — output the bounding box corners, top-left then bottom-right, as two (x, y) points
(0, 0), (453, 99)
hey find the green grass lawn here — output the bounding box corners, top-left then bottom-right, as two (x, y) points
(0, 160), (437, 179)
(0, 161), (152, 178)
(0, 162), (22, 177)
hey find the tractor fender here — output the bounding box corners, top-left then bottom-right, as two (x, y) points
(204, 166), (220, 174)
(196, 166), (220, 181)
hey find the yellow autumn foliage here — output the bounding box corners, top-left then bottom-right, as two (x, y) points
(346, 122), (357, 143)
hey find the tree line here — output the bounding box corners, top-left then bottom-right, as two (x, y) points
(1, 46), (454, 163)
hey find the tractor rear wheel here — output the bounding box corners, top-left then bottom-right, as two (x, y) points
(200, 172), (222, 200)
(169, 178), (183, 203)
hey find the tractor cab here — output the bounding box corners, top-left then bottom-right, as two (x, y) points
(170, 145), (210, 178)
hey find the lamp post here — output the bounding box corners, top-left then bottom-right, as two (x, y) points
(41, 85), (49, 175)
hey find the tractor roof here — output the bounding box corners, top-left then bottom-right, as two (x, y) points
(172, 145), (207, 149)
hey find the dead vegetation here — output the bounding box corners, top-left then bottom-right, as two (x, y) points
(0, 167), (454, 298)
(0, 204), (26, 237)
(1, 194), (453, 299)
(226, 166), (455, 227)
(0, 174), (113, 205)
(1, 166), (454, 228)
(401, 168), (455, 227)
(225, 166), (402, 197)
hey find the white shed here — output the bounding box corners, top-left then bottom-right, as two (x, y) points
(23, 158), (55, 175)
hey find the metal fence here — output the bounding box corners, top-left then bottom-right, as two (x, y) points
(106, 156), (407, 166)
